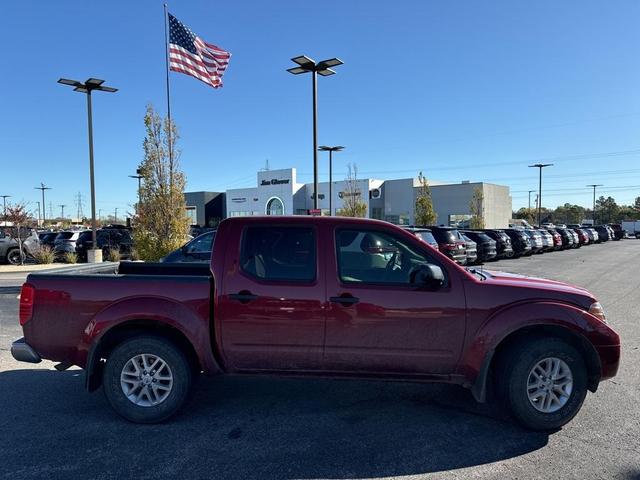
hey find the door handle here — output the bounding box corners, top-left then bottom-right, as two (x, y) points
(330, 295), (360, 306)
(229, 291), (258, 304)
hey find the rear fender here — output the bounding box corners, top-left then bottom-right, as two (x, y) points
(79, 296), (221, 377)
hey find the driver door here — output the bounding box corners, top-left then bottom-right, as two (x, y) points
(323, 228), (467, 375)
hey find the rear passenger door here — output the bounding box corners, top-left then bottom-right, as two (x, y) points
(217, 224), (326, 372)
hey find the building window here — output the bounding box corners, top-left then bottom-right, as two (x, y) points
(266, 197), (284, 216)
(371, 207), (383, 220)
(186, 206), (197, 225)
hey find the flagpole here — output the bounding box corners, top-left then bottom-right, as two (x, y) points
(163, 3), (173, 166)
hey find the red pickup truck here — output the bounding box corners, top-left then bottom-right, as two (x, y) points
(11, 216), (620, 430)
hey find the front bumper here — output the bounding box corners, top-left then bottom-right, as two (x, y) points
(11, 337), (42, 363)
(595, 344), (621, 381)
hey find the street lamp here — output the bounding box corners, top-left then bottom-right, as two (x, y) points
(527, 190), (536, 211)
(58, 77), (118, 262)
(1, 195), (10, 226)
(318, 146), (344, 216)
(287, 55), (343, 210)
(34, 183), (51, 226)
(587, 184), (603, 225)
(129, 168), (143, 214)
(528, 163), (553, 226)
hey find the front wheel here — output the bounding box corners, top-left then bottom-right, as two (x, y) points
(103, 336), (192, 423)
(6, 248), (25, 265)
(498, 337), (588, 431)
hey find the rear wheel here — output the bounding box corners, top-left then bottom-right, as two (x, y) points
(103, 336), (192, 423)
(498, 337), (588, 431)
(6, 248), (24, 265)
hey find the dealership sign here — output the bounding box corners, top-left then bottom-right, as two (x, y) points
(261, 178), (290, 186)
(338, 191), (361, 199)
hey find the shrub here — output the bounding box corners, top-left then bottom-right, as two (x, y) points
(33, 245), (55, 264)
(106, 248), (121, 262)
(128, 248), (140, 261)
(63, 252), (78, 264)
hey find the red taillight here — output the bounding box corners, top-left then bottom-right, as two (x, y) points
(441, 243), (456, 250)
(19, 283), (35, 326)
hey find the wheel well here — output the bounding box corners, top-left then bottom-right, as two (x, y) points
(86, 320), (201, 392)
(490, 325), (602, 394)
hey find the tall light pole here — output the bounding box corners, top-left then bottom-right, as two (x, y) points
(1, 195), (10, 226)
(528, 163), (553, 226)
(59, 204), (67, 220)
(114, 208), (118, 224)
(287, 56), (343, 210)
(318, 146), (344, 216)
(587, 184), (603, 224)
(36, 201), (41, 227)
(129, 168), (143, 214)
(34, 183), (51, 226)
(58, 78), (118, 262)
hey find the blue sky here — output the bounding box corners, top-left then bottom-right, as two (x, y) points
(2, 1), (640, 218)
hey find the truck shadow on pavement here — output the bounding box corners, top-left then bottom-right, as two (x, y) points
(0, 369), (549, 479)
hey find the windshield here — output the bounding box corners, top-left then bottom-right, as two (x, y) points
(414, 231), (436, 244)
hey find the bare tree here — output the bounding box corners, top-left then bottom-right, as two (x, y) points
(469, 186), (485, 229)
(5, 201), (30, 265)
(336, 163), (367, 218)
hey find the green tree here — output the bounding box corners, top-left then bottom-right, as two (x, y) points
(513, 207), (536, 224)
(595, 196), (619, 224)
(634, 196), (640, 210)
(336, 164), (367, 218)
(414, 171), (437, 226)
(469, 186), (485, 229)
(133, 105), (190, 261)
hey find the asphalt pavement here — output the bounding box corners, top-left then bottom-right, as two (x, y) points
(0, 240), (639, 479)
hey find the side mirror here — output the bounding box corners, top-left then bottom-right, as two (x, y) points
(410, 264), (445, 290)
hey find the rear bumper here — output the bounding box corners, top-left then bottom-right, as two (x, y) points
(11, 337), (42, 363)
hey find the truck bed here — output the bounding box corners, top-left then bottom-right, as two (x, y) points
(22, 261), (213, 370)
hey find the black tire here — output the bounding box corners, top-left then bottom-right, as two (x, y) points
(6, 248), (24, 265)
(103, 336), (192, 423)
(498, 337), (588, 431)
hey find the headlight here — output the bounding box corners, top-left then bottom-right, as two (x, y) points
(588, 302), (607, 323)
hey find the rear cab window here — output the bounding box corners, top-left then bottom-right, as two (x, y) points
(240, 226), (316, 282)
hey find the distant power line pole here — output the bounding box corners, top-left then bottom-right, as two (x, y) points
(114, 207), (118, 223)
(587, 184), (603, 224)
(75, 192), (85, 220)
(1, 195), (10, 227)
(528, 190), (536, 210)
(34, 183), (52, 225)
(48, 202), (54, 220)
(59, 204), (67, 219)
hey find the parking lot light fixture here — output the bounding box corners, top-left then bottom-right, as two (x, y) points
(287, 55), (343, 210)
(318, 146), (345, 216)
(58, 77), (118, 262)
(587, 184), (604, 224)
(528, 163), (553, 227)
(129, 170), (144, 214)
(34, 183), (51, 226)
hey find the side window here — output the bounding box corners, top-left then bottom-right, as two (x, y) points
(187, 232), (214, 253)
(336, 229), (435, 285)
(241, 226), (316, 282)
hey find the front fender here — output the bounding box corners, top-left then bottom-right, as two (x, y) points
(459, 300), (598, 399)
(77, 296), (220, 374)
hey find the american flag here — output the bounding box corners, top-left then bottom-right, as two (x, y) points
(168, 13), (231, 89)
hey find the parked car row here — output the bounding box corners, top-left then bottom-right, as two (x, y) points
(403, 223), (623, 265)
(35, 225), (133, 262)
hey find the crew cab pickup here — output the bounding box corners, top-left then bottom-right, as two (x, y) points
(11, 217), (620, 430)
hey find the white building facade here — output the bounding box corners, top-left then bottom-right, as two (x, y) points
(225, 168), (512, 229)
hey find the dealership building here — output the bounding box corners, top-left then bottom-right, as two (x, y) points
(197, 167), (513, 228)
